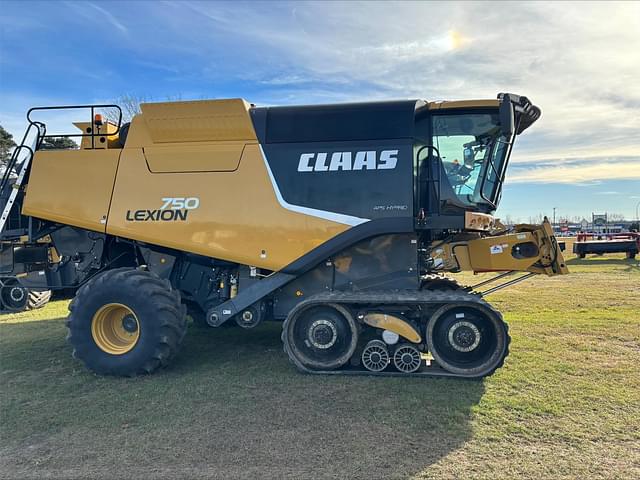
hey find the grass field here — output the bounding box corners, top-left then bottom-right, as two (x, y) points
(1, 254), (639, 479)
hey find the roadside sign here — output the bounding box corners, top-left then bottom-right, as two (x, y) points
(593, 214), (607, 226)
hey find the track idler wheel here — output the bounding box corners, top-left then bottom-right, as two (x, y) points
(426, 302), (509, 378)
(235, 303), (264, 329)
(0, 279), (28, 311)
(282, 304), (358, 371)
(393, 344), (422, 373)
(361, 340), (390, 372)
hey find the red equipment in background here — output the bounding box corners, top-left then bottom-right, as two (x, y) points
(574, 232), (640, 259)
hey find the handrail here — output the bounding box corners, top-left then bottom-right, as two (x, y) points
(27, 104), (122, 149)
(0, 121), (44, 193)
(0, 145), (33, 194)
(415, 145), (443, 219)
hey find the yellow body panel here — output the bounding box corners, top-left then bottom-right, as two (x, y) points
(140, 99), (257, 143)
(22, 149), (120, 232)
(122, 114), (153, 148)
(428, 99), (500, 110)
(106, 144), (349, 271)
(143, 143), (244, 172)
(73, 121), (119, 150)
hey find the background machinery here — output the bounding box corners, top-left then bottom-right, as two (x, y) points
(573, 232), (639, 259)
(0, 94), (568, 378)
(0, 276), (51, 312)
(0, 152), (52, 312)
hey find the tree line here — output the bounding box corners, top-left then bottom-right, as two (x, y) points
(1, 124), (78, 168)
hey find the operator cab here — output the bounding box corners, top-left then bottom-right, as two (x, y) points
(434, 111), (510, 208)
(414, 93), (540, 219)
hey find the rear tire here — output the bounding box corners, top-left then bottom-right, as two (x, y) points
(66, 268), (187, 376)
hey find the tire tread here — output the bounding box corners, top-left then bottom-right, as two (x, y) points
(66, 268), (187, 376)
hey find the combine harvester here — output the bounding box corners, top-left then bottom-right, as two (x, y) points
(0, 93), (568, 378)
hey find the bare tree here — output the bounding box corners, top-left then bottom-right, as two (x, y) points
(105, 94), (148, 124)
(608, 213), (626, 222)
(527, 213), (544, 224)
(105, 93), (185, 125)
(502, 214), (515, 226)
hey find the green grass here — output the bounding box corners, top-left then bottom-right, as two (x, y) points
(1, 255), (639, 479)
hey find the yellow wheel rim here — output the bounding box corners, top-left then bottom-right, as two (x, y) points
(91, 303), (140, 355)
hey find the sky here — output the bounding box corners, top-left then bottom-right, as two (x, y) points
(1, 1), (639, 221)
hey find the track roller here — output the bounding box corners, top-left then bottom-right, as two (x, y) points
(235, 303), (264, 329)
(426, 301), (509, 378)
(361, 340), (390, 372)
(282, 303), (358, 371)
(393, 344), (422, 373)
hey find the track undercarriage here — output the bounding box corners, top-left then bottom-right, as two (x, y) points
(281, 286), (510, 379)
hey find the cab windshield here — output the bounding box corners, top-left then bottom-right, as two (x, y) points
(432, 112), (511, 208)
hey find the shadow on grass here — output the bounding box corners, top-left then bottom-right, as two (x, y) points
(566, 256), (639, 269)
(1, 319), (485, 479)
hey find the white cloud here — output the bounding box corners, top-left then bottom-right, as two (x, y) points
(177, 1), (640, 164)
(508, 160), (640, 184)
(85, 3), (129, 34)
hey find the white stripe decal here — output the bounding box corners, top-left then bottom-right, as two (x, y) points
(259, 145), (370, 227)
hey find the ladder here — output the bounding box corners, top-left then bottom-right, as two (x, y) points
(0, 121), (45, 235)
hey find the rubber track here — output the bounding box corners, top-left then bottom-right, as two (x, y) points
(420, 274), (463, 291)
(282, 289), (510, 379)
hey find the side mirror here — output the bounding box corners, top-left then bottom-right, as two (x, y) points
(499, 96), (514, 136)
